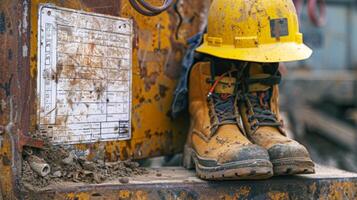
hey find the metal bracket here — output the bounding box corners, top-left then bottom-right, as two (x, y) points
(18, 131), (44, 152)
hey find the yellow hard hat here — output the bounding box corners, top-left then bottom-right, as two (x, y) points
(196, 0), (312, 62)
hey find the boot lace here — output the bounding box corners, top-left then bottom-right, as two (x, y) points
(245, 90), (282, 130)
(210, 93), (237, 125)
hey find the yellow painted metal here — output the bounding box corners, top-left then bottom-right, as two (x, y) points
(0, 134), (14, 200)
(28, 0), (210, 161)
(196, 0), (313, 63)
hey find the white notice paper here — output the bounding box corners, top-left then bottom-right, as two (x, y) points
(37, 5), (132, 144)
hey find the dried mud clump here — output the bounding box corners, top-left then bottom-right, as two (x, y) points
(21, 140), (147, 188)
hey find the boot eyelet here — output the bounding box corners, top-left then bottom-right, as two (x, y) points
(250, 121), (259, 130)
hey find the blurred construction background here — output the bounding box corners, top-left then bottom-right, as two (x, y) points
(280, 0), (357, 172)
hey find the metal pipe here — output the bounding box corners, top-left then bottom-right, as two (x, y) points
(136, 0), (173, 13)
(28, 155), (51, 177)
(129, 0), (174, 16)
(129, 0), (158, 16)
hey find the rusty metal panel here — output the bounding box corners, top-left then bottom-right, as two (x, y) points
(0, 0), (32, 198)
(26, 0), (210, 161)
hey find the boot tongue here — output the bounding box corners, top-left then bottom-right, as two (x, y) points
(214, 77), (236, 95)
(248, 74), (271, 92)
(245, 64), (282, 128)
(247, 84), (280, 127)
(247, 73), (273, 113)
(211, 76), (237, 124)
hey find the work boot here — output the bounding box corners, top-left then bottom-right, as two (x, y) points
(183, 61), (273, 180)
(238, 63), (315, 175)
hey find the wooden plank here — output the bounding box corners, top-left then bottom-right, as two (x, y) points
(27, 166), (357, 199)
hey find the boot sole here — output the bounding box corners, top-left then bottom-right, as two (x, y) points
(183, 145), (273, 180)
(271, 157), (315, 176)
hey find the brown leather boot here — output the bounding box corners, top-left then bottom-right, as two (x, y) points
(183, 61), (273, 180)
(238, 63), (315, 176)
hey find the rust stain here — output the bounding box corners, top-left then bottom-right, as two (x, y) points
(82, 0), (120, 16)
(234, 186), (251, 199)
(326, 182), (357, 200)
(144, 129), (152, 139)
(139, 62), (160, 91)
(267, 191), (290, 200)
(56, 115), (68, 126)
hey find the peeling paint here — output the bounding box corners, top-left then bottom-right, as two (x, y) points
(5, 96), (14, 134)
(22, 45), (28, 57)
(22, 0), (29, 34)
(159, 84), (169, 98)
(18, 21), (21, 36)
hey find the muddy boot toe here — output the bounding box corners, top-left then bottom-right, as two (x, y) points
(268, 143), (315, 175)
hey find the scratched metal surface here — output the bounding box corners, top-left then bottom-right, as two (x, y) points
(0, 0), (30, 199)
(0, 0), (210, 198)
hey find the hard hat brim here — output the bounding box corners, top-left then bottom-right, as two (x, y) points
(196, 43), (313, 63)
